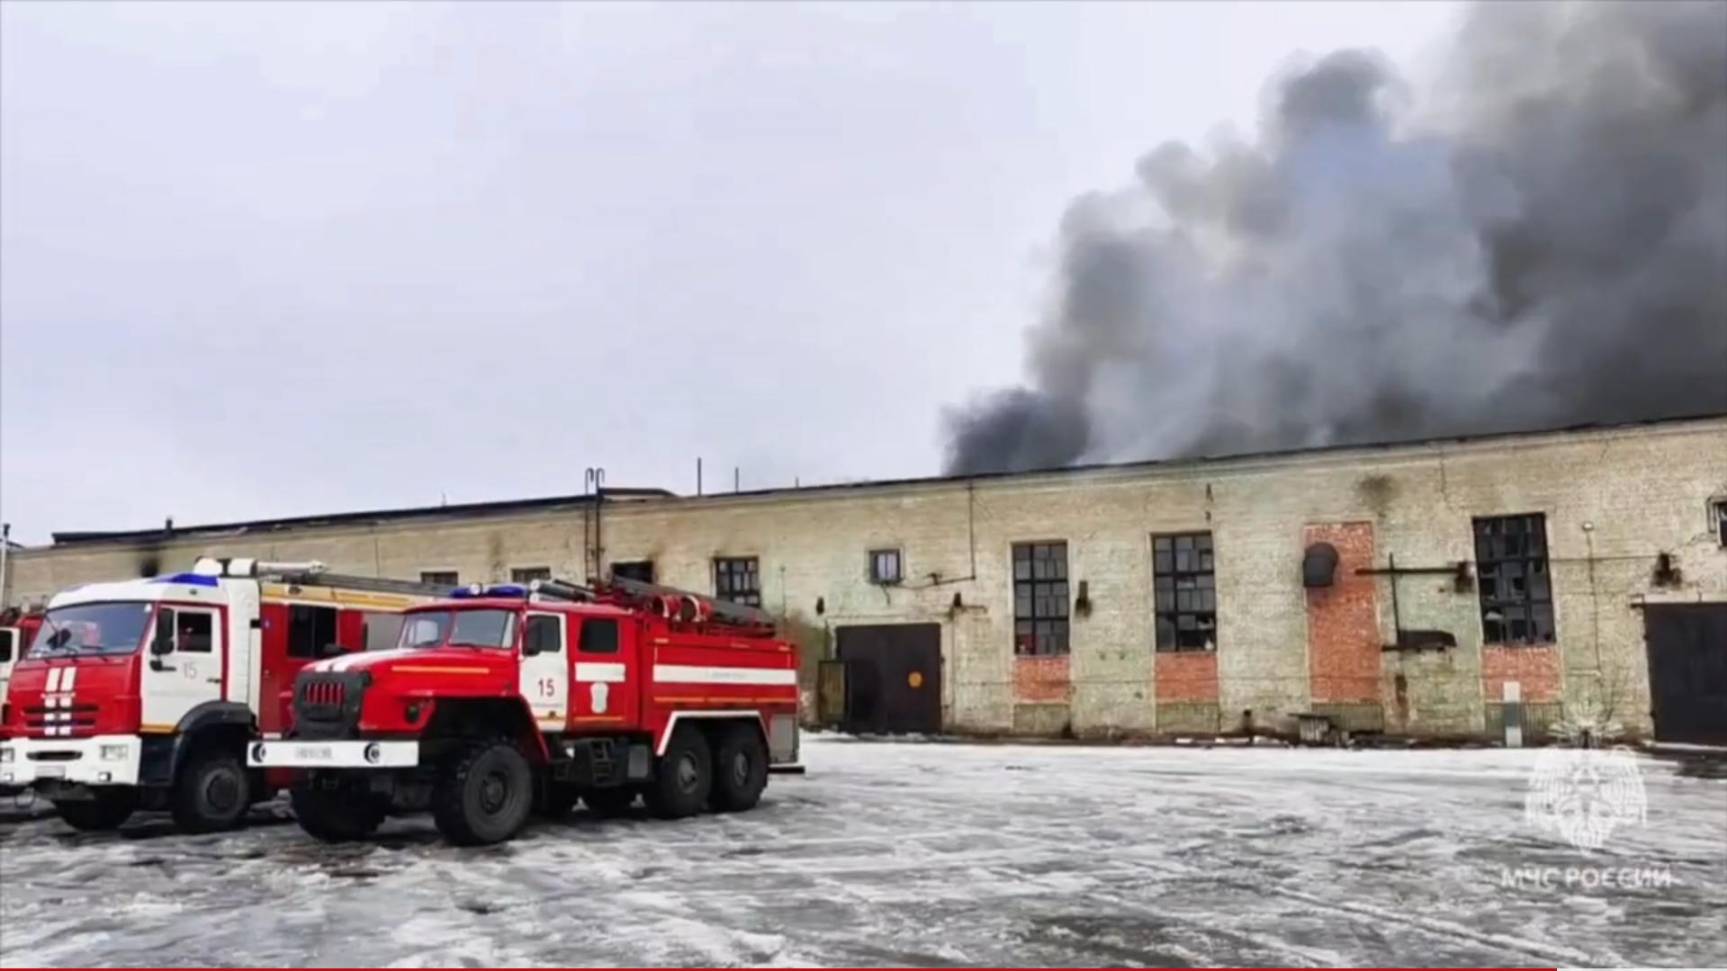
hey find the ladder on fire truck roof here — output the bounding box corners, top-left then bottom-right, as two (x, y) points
(527, 575), (777, 633)
(190, 557), (453, 597)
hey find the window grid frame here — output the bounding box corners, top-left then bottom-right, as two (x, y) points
(1153, 532), (1218, 652)
(1473, 512), (1556, 646)
(714, 557), (762, 607)
(1012, 541), (1070, 657)
(868, 548), (903, 585)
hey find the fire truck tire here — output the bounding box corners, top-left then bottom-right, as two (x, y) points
(54, 790), (138, 831)
(432, 738), (534, 845)
(290, 786), (386, 842)
(581, 787), (638, 816)
(645, 726), (712, 819)
(171, 748), (251, 833)
(711, 724), (768, 812)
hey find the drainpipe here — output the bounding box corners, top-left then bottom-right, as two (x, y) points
(0, 522), (10, 608)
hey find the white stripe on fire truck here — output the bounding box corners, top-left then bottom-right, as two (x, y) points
(45, 668), (62, 692)
(651, 665), (797, 686)
(61, 667), (76, 691)
(573, 662), (626, 683)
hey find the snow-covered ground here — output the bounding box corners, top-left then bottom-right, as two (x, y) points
(1, 737), (1723, 967)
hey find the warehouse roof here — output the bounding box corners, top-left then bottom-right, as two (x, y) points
(39, 410), (1727, 549)
(48, 488), (673, 547)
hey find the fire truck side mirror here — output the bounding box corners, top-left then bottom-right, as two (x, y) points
(150, 634), (174, 657)
(521, 639), (542, 658)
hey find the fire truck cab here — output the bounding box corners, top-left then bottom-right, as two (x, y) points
(0, 608), (44, 752)
(0, 558), (438, 832)
(251, 577), (801, 845)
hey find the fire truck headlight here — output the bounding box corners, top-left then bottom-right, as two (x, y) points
(99, 744), (129, 761)
(363, 743), (382, 764)
(0, 747), (13, 763)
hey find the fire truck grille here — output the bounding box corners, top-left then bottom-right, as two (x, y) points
(23, 704), (99, 737)
(293, 672), (367, 740)
(304, 680), (345, 708)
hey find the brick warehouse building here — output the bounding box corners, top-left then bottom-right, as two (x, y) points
(6, 414), (1726, 744)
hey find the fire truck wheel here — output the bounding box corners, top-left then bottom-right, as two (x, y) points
(711, 724), (768, 812)
(171, 748), (251, 833)
(54, 790), (138, 831)
(290, 786), (386, 842)
(432, 738), (534, 845)
(645, 726), (712, 819)
(581, 787), (637, 817)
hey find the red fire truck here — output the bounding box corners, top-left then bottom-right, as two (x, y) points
(0, 558), (442, 831)
(0, 607), (46, 750)
(250, 576), (802, 845)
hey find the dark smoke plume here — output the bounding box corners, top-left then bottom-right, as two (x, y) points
(944, 2), (1727, 474)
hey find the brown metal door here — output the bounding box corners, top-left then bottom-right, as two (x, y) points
(1644, 604), (1727, 745)
(836, 624), (941, 734)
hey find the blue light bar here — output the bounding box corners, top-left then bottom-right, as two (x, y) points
(447, 584), (529, 599)
(156, 573), (220, 587)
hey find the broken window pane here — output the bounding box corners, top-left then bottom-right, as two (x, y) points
(1473, 514), (1554, 646)
(1154, 532), (1217, 652)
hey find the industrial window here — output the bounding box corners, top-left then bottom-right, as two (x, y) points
(1153, 532), (1217, 651)
(524, 614), (563, 654)
(1716, 500), (1727, 546)
(420, 570), (458, 587)
(175, 611), (214, 653)
(714, 557), (761, 607)
(287, 604), (339, 659)
(579, 618), (619, 654)
(1012, 542), (1069, 656)
(1474, 513), (1555, 645)
(868, 548), (902, 585)
(510, 566), (551, 584)
(611, 560), (655, 584)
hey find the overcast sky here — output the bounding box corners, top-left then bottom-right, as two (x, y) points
(0, 1), (1460, 543)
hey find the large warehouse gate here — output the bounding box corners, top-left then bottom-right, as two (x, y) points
(833, 623), (942, 735)
(1643, 604), (1727, 745)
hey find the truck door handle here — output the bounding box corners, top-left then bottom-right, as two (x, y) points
(206, 677), (222, 685)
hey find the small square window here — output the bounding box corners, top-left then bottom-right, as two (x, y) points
(510, 566), (551, 584)
(869, 549), (902, 585)
(420, 570), (458, 587)
(1715, 500), (1727, 547)
(714, 557), (761, 606)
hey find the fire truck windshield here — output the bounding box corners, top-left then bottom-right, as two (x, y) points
(27, 602), (155, 658)
(399, 609), (517, 650)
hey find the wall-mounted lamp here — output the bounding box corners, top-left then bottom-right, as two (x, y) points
(1653, 552), (1683, 587)
(1302, 542), (1338, 588)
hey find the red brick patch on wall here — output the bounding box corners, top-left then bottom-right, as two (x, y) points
(1155, 651), (1219, 703)
(1305, 522), (1382, 704)
(1015, 655), (1072, 703)
(1481, 645), (1562, 703)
